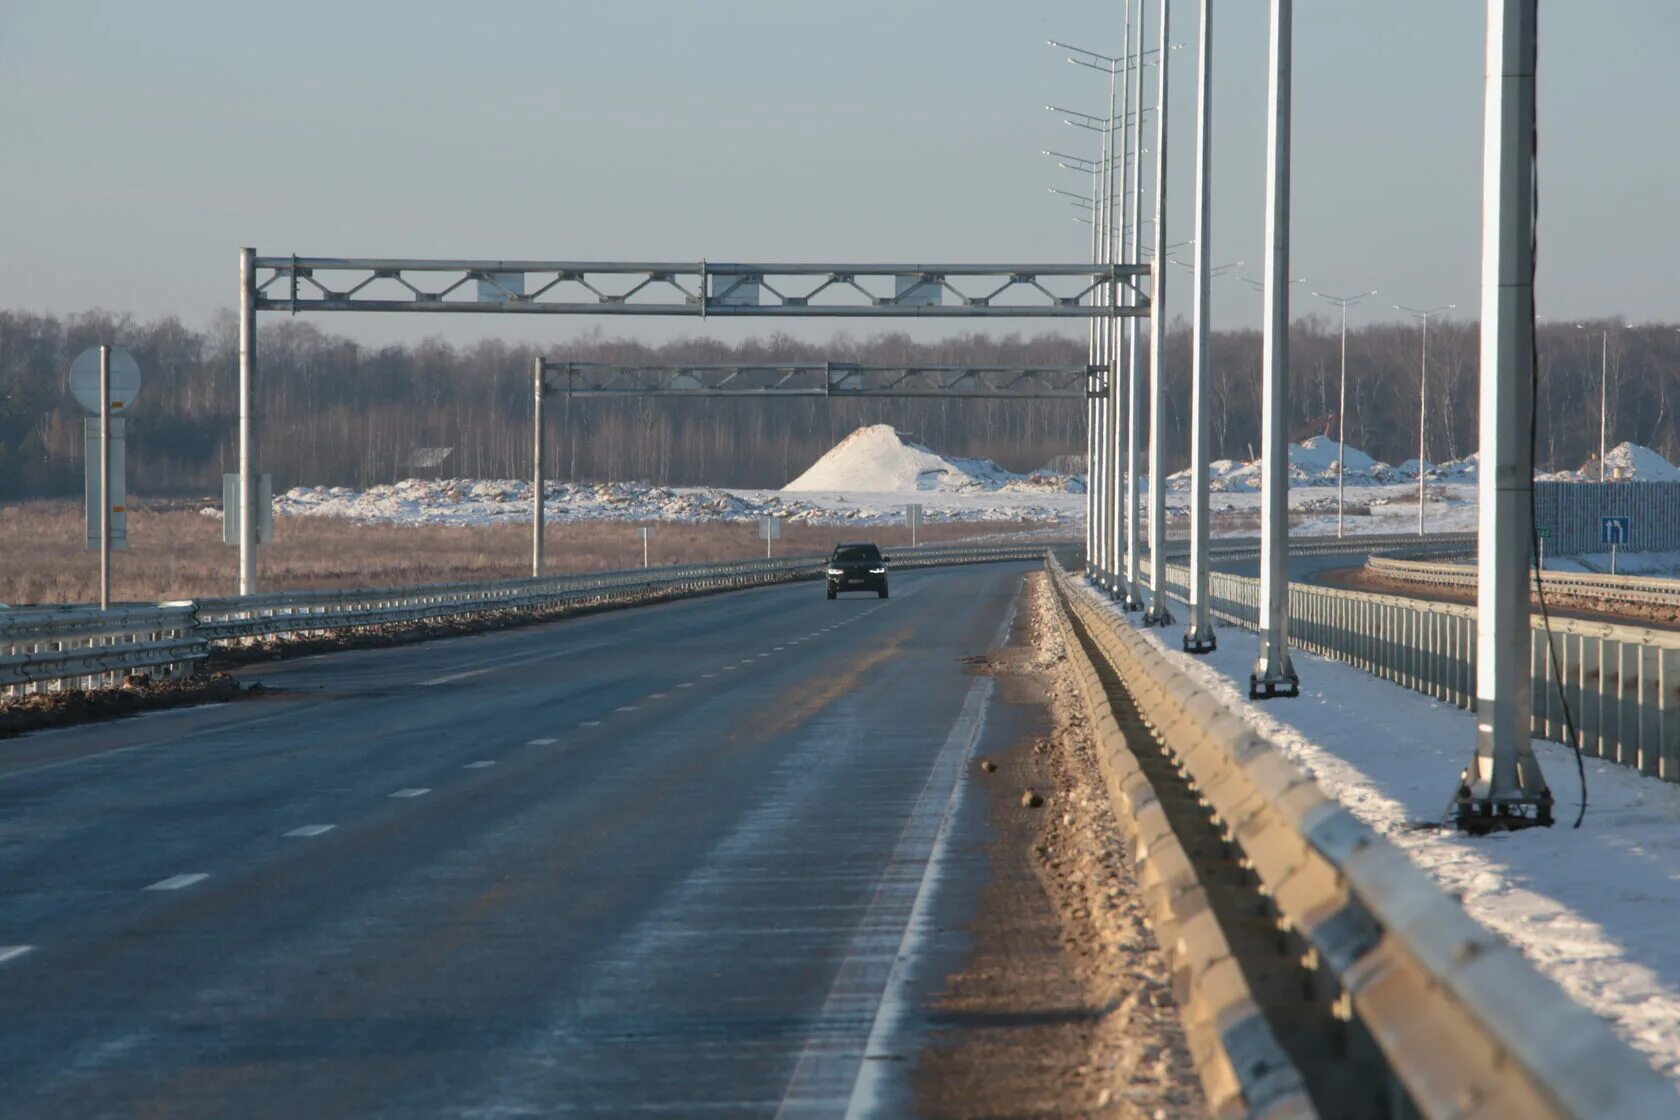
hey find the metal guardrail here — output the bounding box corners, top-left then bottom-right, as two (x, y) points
(1367, 555), (1680, 609)
(1047, 556), (1676, 1118)
(1140, 554), (1680, 783)
(2, 541), (1055, 697)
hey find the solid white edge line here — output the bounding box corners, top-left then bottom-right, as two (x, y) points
(145, 873), (210, 891)
(0, 946), (34, 965)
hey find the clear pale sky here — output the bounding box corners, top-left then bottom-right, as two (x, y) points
(3, 1), (1675, 349)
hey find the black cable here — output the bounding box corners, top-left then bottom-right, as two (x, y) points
(1526, 2), (1588, 828)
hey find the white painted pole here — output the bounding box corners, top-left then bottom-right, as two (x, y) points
(1122, 0), (1146, 611)
(1142, 0), (1173, 627)
(238, 247), (257, 596)
(1338, 302), (1347, 538)
(99, 344), (111, 612)
(533, 357), (545, 578)
(1096, 66), (1114, 586)
(1184, 0), (1215, 653)
(1600, 329), (1609, 477)
(1108, 0), (1135, 601)
(1251, 0), (1296, 697)
(1419, 315), (1429, 535)
(1455, 0), (1551, 831)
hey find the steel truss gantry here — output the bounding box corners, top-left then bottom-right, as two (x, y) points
(249, 257), (1150, 318)
(235, 249), (1151, 594)
(537, 361), (1104, 399)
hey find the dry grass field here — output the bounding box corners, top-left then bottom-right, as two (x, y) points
(0, 500), (1061, 606)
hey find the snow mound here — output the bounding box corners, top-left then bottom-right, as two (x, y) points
(783, 424), (1077, 493)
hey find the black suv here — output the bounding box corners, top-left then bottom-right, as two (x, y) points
(826, 542), (889, 599)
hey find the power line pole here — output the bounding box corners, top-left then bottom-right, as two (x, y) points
(533, 356), (546, 578)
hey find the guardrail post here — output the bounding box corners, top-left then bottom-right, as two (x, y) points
(1453, 0), (1551, 831)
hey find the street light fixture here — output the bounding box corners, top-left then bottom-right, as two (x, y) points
(1313, 288), (1378, 537)
(1396, 303), (1455, 535)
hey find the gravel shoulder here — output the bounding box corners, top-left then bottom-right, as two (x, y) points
(913, 572), (1204, 1119)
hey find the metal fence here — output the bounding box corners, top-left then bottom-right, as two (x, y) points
(1141, 554), (1680, 781)
(1535, 481), (1680, 554)
(1048, 557), (1675, 1118)
(1, 541), (1055, 697)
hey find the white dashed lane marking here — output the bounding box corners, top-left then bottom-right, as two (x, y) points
(464, 760), (496, 769)
(284, 825), (335, 838)
(579, 720), (602, 728)
(677, 682), (694, 689)
(0, 946), (34, 966)
(419, 668), (491, 687)
(146, 873), (209, 891)
(389, 788), (430, 799)
(615, 705), (638, 713)
(701, 673), (716, 679)
(527, 737), (558, 746)
(648, 693), (668, 700)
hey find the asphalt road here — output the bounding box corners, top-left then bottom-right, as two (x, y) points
(0, 562), (1041, 1117)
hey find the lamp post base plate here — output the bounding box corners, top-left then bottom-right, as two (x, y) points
(1248, 673), (1299, 700)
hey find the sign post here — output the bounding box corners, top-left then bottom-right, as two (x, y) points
(1602, 515), (1629, 575)
(904, 503), (923, 547)
(638, 526), (655, 568)
(758, 515), (781, 558)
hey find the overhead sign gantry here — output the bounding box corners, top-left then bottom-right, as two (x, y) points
(233, 251), (1149, 593)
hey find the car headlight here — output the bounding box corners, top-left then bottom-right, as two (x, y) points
(869, 566), (886, 574)
(827, 568), (843, 576)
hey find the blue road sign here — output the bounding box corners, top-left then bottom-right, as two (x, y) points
(1601, 516), (1631, 546)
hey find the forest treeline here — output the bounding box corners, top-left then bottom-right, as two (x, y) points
(2, 308), (1675, 499)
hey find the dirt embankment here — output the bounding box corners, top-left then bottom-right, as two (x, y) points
(914, 573), (1204, 1119)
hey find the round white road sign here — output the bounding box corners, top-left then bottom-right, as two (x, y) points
(70, 346), (142, 413)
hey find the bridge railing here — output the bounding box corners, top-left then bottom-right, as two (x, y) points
(1, 540), (1057, 698)
(1366, 555), (1680, 609)
(1139, 551), (1680, 782)
(1047, 555), (1675, 1118)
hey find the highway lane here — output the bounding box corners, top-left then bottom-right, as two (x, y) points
(0, 562), (1040, 1117)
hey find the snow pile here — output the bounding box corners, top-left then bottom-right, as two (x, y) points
(1168, 437), (1399, 493)
(269, 477), (1082, 528)
(1541, 442), (1680, 483)
(783, 424), (1079, 493)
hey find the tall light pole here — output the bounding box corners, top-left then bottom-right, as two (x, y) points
(1047, 100), (1116, 582)
(1122, 0), (1148, 610)
(1313, 288), (1377, 537)
(1250, 0), (1295, 698)
(1141, 0), (1173, 627)
(1574, 322), (1633, 478)
(1453, 0), (1550, 832)
(1183, 0), (1216, 653)
(1396, 303), (1455, 535)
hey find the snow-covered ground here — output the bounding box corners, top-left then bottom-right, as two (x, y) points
(1547, 550), (1680, 578)
(259, 428), (1679, 539)
(1101, 584), (1680, 1082)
